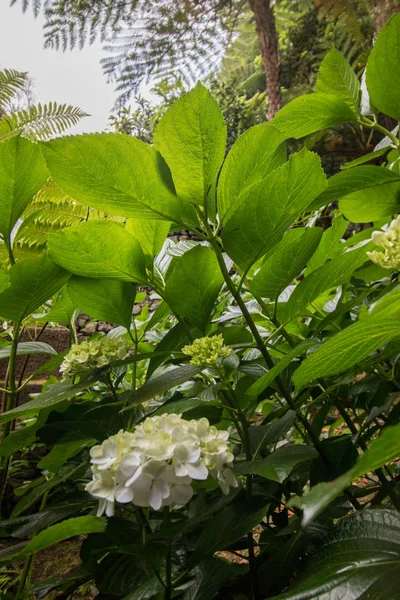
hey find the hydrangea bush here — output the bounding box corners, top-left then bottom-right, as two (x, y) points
(1, 14), (400, 600)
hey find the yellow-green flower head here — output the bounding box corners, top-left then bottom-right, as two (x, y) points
(367, 215), (400, 270)
(60, 335), (130, 378)
(182, 334), (232, 367)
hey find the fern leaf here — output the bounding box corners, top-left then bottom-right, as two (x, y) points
(0, 102), (89, 141)
(0, 68), (27, 111)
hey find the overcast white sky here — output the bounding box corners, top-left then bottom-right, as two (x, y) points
(0, 2), (119, 133)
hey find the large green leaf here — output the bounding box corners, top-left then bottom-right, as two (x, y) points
(0, 267), (10, 293)
(48, 221), (146, 283)
(67, 276), (136, 329)
(293, 288), (400, 389)
(272, 93), (356, 139)
(281, 243), (370, 323)
(154, 82), (226, 206)
(40, 133), (198, 227)
(0, 255), (70, 322)
(164, 246), (224, 330)
(271, 510), (400, 600)
(289, 423), (400, 526)
(126, 218), (170, 265)
(222, 149), (326, 270)
(190, 498), (268, 567)
(311, 165), (400, 214)
(0, 135), (48, 243)
(250, 228), (322, 300)
(217, 122), (286, 223)
(235, 445), (317, 483)
(366, 13), (400, 121)
(316, 46), (360, 110)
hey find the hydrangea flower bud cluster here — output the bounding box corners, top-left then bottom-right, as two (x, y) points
(367, 215), (400, 270)
(60, 336), (130, 378)
(85, 414), (238, 517)
(182, 334), (232, 367)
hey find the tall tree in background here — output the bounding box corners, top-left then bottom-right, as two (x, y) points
(11, 0), (284, 118)
(249, 0), (281, 117)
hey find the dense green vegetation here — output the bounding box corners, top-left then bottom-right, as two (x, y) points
(1, 5), (400, 600)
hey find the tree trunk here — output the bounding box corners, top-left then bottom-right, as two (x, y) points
(248, 0), (281, 120)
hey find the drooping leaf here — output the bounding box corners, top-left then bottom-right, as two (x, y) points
(235, 445), (317, 483)
(222, 149), (326, 270)
(246, 341), (318, 402)
(311, 165), (400, 214)
(0, 255), (70, 322)
(281, 244), (371, 324)
(6, 516), (105, 561)
(0, 372), (100, 425)
(217, 122), (286, 223)
(67, 276), (136, 328)
(0, 341), (57, 359)
(250, 228), (322, 300)
(40, 133), (198, 227)
(122, 364), (202, 409)
(164, 246), (224, 330)
(293, 288), (400, 389)
(272, 93), (356, 139)
(289, 423), (400, 525)
(190, 498), (268, 567)
(48, 221), (146, 283)
(366, 13), (400, 121)
(0, 135), (48, 243)
(184, 558), (246, 600)
(316, 46), (360, 110)
(38, 433), (95, 473)
(154, 82), (226, 207)
(248, 410), (297, 455)
(271, 510), (400, 600)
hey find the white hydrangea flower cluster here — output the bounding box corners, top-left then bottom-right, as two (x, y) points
(60, 336), (130, 378)
(85, 414), (238, 517)
(182, 334), (232, 367)
(367, 215), (400, 270)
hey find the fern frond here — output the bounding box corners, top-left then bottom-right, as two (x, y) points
(0, 68), (27, 111)
(0, 102), (89, 141)
(12, 181), (124, 254)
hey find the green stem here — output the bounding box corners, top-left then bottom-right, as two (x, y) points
(0, 322), (20, 514)
(164, 507), (172, 600)
(359, 116), (400, 148)
(207, 235), (363, 510)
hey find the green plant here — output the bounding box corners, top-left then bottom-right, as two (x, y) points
(1, 13), (400, 600)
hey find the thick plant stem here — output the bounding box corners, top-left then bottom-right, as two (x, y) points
(207, 237), (362, 511)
